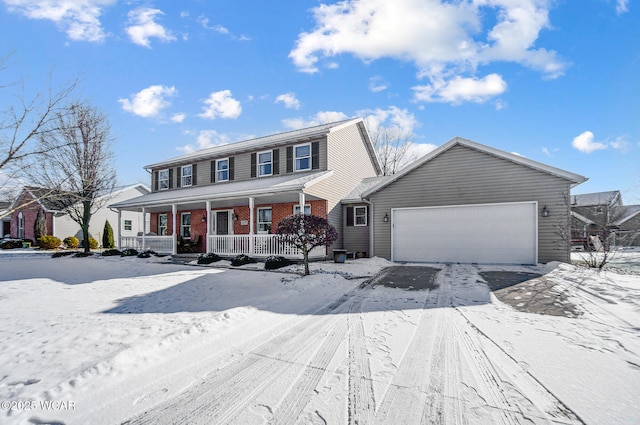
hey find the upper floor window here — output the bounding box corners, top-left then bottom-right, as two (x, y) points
(158, 169), (170, 190)
(181, 165), (193, 187)
(258, 151), (272, 177)
(294, 204), (311, 215)
(216, 158), (229, 182)
(294, 143), (311, 171)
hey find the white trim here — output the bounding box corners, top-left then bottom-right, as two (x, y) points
(294, 143), (311, 172)
(257, 207), (272, 234)
(180, 212), (191, 238)
(362, 137), (587, 198)
(158, 213), (168, 236)
(257, 150), (273, 177)
(216, 158), (230, 182)
(293, 204), (311, 215)
(354, 205), (367, 226)
(213, 209), (234, 235)
(158, 169), (170, 190)
(181, 164), (193, 187)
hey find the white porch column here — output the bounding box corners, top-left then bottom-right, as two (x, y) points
(172, 204), (177, 255)
(117, 209), (122, 250)
(205, 200), (211, 253)
(249, 197), (255, 255)
(298, 192), (306, 213)
(141, 207), (146, 250)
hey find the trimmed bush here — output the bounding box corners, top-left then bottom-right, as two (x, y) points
(264, 256), (293, 270)
(37, 235), (62, 250)
(1, 239), (23, 249)
(197, 253), (222, 265)
(121, 248), (139, 257)
(137, 250), (157, 258)
(81, 237), (99, 250)
(230, 254), (255, 267)
(102, 220), (115, 249)
(63, 236), (80, 249)
(102, 249), (122, 256)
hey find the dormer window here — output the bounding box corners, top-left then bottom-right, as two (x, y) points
(258, 151), (273, 177)
(181, 165), (193, 187)
(295, 143), (311, 171)
(216, 158), (229, 182)
(158, 169), (169, 190)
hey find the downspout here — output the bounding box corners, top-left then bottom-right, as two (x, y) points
(361, 198), (374, 258)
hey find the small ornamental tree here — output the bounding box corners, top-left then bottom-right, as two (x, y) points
(102, 220), (115, 249)
(276, 214), (338, 276)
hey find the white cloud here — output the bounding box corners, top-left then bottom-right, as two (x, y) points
(290, 0), (565, 104)
(118, 85), (177, 118)
(358, 106), (418, 135)
(275, 93), (301, 109)
(3, 0), (115, 42)
(198, 90), (242, 120)
(171, 113), (186, 123)
(413, 73), (507, 104)
(178, 130), (233, 153)
(125, 8), (176, 48)
(369, 76), (389, 92)
(571, 131), (608, 153)
(616, 0), (629, 14)
(282, 111), (349, 129)
(610, 136), (631, 152)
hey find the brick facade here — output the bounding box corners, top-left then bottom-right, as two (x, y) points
(10, 191), (54, 243)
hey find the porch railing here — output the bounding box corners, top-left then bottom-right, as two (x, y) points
(121, 236), (174, 254)
(207, 234), (326, 259)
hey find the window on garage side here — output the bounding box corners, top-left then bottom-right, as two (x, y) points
(346, 206), (367, 226)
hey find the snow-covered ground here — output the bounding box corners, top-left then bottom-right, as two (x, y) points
(0, 250), (638, 424)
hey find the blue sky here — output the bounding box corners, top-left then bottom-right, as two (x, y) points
(1, 0), (638, 202)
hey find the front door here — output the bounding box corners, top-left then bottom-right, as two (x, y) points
(216, 211), (230, 235)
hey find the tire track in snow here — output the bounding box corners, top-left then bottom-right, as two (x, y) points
(123, 286), (363, 425)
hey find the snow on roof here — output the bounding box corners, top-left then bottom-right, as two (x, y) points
(111, 171), (332, 210)
(612, 205), (640, 226)
(145, 118), (362, 170)
(571, 210), (595, 225)
(571, 191), (621, 207)
(341, 176), (390, 203)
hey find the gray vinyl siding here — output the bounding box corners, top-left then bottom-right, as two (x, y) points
(369, 144), (573, 263)
(150, 140), (329, 192)
(305, 122), (379, 249)
(343, 203), (370, 255)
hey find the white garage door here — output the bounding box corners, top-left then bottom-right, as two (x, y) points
(392, 202), (537, 265)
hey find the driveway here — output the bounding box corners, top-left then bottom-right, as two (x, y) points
(122, 264), (582, 425)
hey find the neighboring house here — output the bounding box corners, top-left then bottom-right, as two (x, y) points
(111, 118), (381, 257)
(571, 190), (640, 247)
(114, 121), (588, 265)
(10, 184), (149, 245)
(343, 137), (587, 264)
(1, 201), (11, 237)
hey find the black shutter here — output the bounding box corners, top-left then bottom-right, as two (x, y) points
(192, 164), (197, 186)
(273, 149), (280, 175)
(346, 206), (354, 227)
(154, 171), (158, 191)
(286, 147), (293, 173)
(229, 157), (235, 181)
(176, 167), (182, 188)
(251, 153), (257, 178)
(168, 168), (173, 189)
(312, 141), (320, 169)
(211, 161), (216, 183)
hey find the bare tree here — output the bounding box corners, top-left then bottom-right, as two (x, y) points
(30, 102), (116, 252)
(365, 119), (417, 175)
(0, 54), (77, 216)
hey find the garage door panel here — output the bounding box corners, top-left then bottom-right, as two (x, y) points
(392, 202), (537, 265)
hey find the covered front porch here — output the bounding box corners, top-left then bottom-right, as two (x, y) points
(111, 172), (330, 259)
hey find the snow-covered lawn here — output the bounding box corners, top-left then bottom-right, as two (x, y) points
(0, 251), (638, 424)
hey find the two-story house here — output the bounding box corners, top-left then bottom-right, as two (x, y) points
(111, 118), (381, 257)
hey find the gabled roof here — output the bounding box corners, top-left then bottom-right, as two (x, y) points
(612, 205), (640, 226)
(571, 190), (621, 207)
(111, 171), (332, 210)
(341, 176), (390, 203)
(145, 117), (369, 170)
(571, 210), (595, 225)
(361, 137), (588, 198)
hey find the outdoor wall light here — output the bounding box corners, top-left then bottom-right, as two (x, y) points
(541, 206), (549, 217)
(383, 213), (389, 223)
(233, 213), (239, 221)
(201, 215), (206, 223)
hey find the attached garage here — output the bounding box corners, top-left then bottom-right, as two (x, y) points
(391, 202), (538, 264)
(348, 137), (587, 264)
